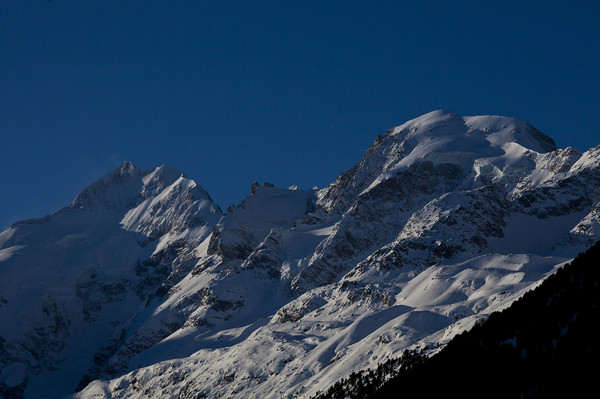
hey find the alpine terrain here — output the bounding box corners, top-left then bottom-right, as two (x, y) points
(1, 110), (599, 398)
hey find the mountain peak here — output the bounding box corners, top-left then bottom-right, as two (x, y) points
(317, 111), (560, 214)
(118, 160), (137, 172)
(70, 162), (144, 210)
(140, 164), (187, 198)
(153, 164), (185, 179)
(387, 110), (556, 154)
(388, 109), (462, 135)
(378, 112), (559, 190)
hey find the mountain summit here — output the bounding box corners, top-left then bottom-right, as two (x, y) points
(1, 111), (598, 399)
(316, 110), (557, 214)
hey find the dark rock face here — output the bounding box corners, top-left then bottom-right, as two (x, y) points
(206, 227), (256, 262)
(524, 124), (557, 153)
(290, 161), (467, 294)
(242, 229), (283, 280)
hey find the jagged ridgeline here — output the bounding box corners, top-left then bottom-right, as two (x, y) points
(1, 111), (600, 398)
(314, 241), (600, 399)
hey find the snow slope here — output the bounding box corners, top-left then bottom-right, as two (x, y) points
(1, 110), (599, 399)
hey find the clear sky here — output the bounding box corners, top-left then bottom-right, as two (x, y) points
(1, 1), (599, 230)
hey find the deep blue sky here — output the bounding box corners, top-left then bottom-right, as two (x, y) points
(1, 1), (599, 229)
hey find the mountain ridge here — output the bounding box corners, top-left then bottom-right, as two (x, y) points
(1, 110), (598, 398)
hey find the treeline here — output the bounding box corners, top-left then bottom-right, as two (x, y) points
(315, 241), (600, 399)
(310, 348), (427, 399)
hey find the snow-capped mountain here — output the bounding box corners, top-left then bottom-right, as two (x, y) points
(0, 163), (222, 398)
(1, 110), (599, 399)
